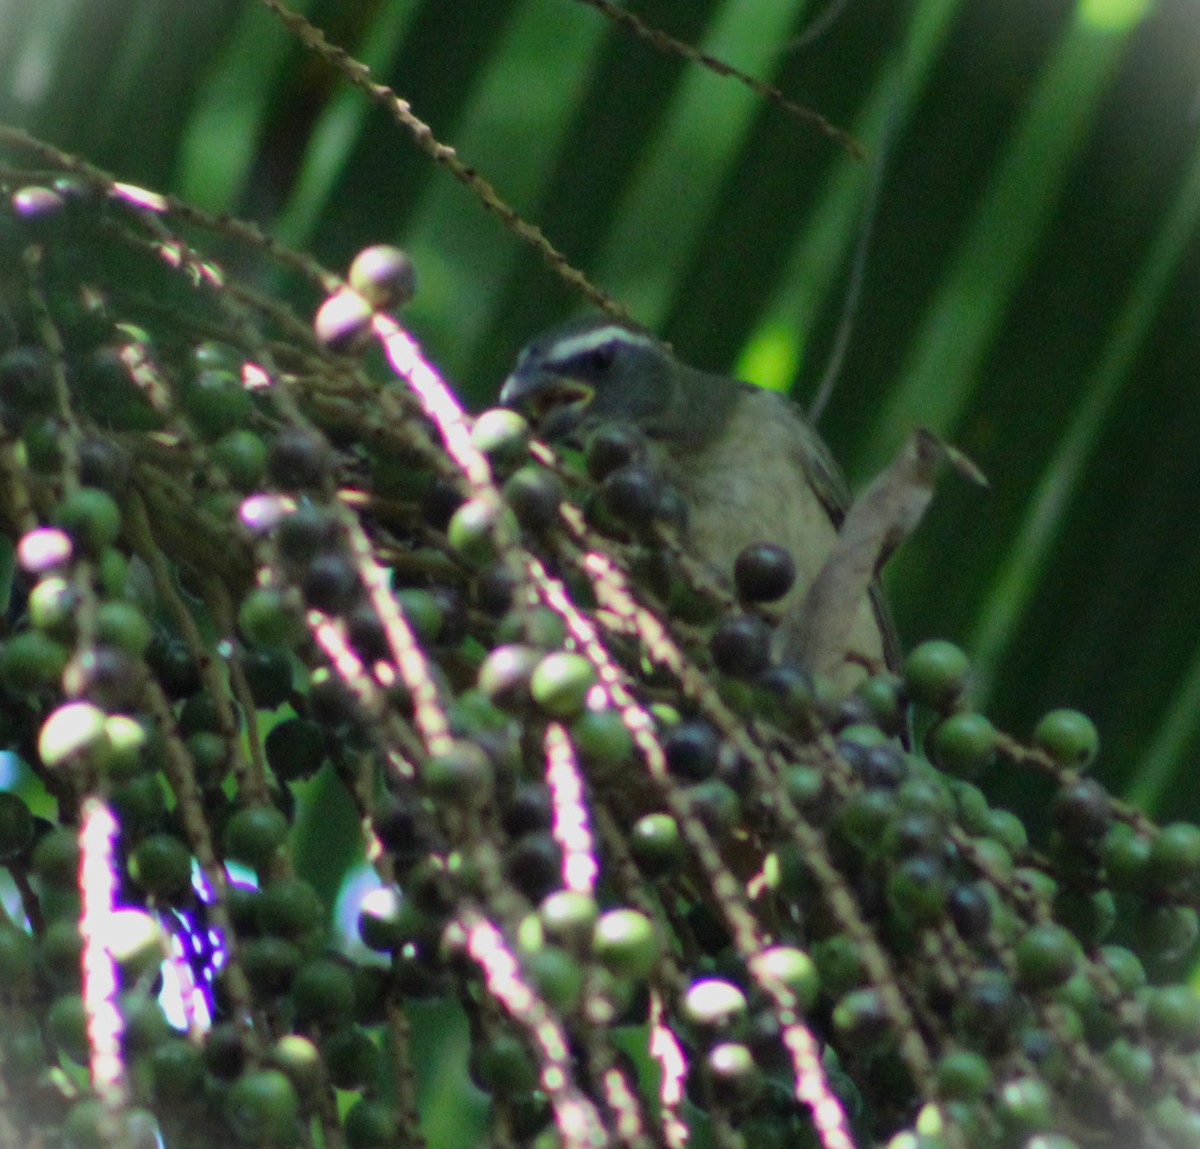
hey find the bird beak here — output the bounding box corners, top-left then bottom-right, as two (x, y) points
(499, 369), (594, 439)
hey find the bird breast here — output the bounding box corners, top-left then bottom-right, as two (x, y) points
(650, 387), (888, 689)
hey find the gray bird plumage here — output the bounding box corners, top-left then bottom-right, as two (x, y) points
(500, 317), (898, 690)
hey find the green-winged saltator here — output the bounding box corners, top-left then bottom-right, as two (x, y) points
(499, 317), (899, 692)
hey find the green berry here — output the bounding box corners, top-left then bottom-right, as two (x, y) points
(753, 946), (820, 1011)
(934, 1049), (992, 1100)
(570, 708), (633, 769)
(291, 956), (357, 1029)
(48, 993), (89, 1061)
(319, 1029), (380, 1092)
(95, 600), (152, 657)
(31, 826), (81, 888)
(150, 1038), (207, 1105)
(265, 717), (328, 782)
(887, 855), (949, 925)
(0, 629), (69, 692)
(212, 429), (268, 489)
(472, 409), (530, 470)
(904, 640), (971, 710)
(394, 588), (442, 644)
(1101, 823), (1151, 892)
(102, 714), (149, 779)
(1032, 708), (1099, 769)
(522, 945), (584, 1012)
(592, 909), (659, 980)
(225, 1069), (299, 1144)
(1148, 822), (1200, 892)
(62, 1099), (112, 1149)
(1145, 984), (1200, 1046)
(476, 1031), (538, 1098)
(183, 729), (230, 791)
(812, 936), (864, 999)
(997, 1074), (1053, 1133)
(52, 487), (121, 553)
(629, 813), (685, 877)
(530, 652), (595, 718)
(242, 936), (303, 996)
(929, 712), (996, 779)
(223, 806), (290, 869)
(1053, 887), (1115, 946)
(120, 991), (171, 1054)
(831, 988), (893, 1053)
(1015, 923), (1080, 990)
(421, 742), (493, 805)
(128, 833), (192, 897)
(1098, 944), (1146, 992)
(538, 891), (598, 953)
(782, 764), (825, 812)
(257, 877), (325, 941)
(183, 369), (253, 439)
(855, 674), (908, 737)
(104, 909), (164, 981)
(705, 1042), (760, 1103)
(1138, 904), (1199, 962)
(28, 575), (75, 637)
(982, 807), (1028, 853)
(343, 1099), (400, 1149)
(447, 498), (515, 568)
(1103, 1036), (1155, 1094)
(40, 917), (84, 988)
(238, 586), (297, 647)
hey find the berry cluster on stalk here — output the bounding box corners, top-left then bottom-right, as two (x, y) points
(0, 136), (1196, 1149)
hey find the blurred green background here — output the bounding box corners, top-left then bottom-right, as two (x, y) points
(3, 0), (1199, 836)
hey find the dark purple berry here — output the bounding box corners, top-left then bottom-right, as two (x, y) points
(709, 614), (771, 678)
(733, 543), (796, 604)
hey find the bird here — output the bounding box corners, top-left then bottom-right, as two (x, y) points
(498, 316), (899, 694)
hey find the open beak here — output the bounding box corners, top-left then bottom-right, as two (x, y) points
(499, 369), (594, 440)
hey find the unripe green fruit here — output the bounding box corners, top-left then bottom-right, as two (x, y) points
(225, 1068), (299, 1145)
(592, 909), (659, 980)
(904, 640), (971, 710)
(1015, 923), (1080, 989)
(0, 630), (68, 692)
(213, 429), (268, 488)
(929, 712), (996, 779)
(52, 487), (122, 553)
(530, 652), (596, 718)
(1032, 708), (1099, 769)
(223, 806), (290, 869)
(128, 833), (192, 897)
(238, 586), (298, 647)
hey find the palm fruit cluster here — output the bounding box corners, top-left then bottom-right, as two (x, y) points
(0, 141), (1198, 1149)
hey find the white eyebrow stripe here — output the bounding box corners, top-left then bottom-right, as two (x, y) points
(544, 325), (657, 365)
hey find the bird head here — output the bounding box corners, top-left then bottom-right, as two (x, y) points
(499, 318), (679, 441)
